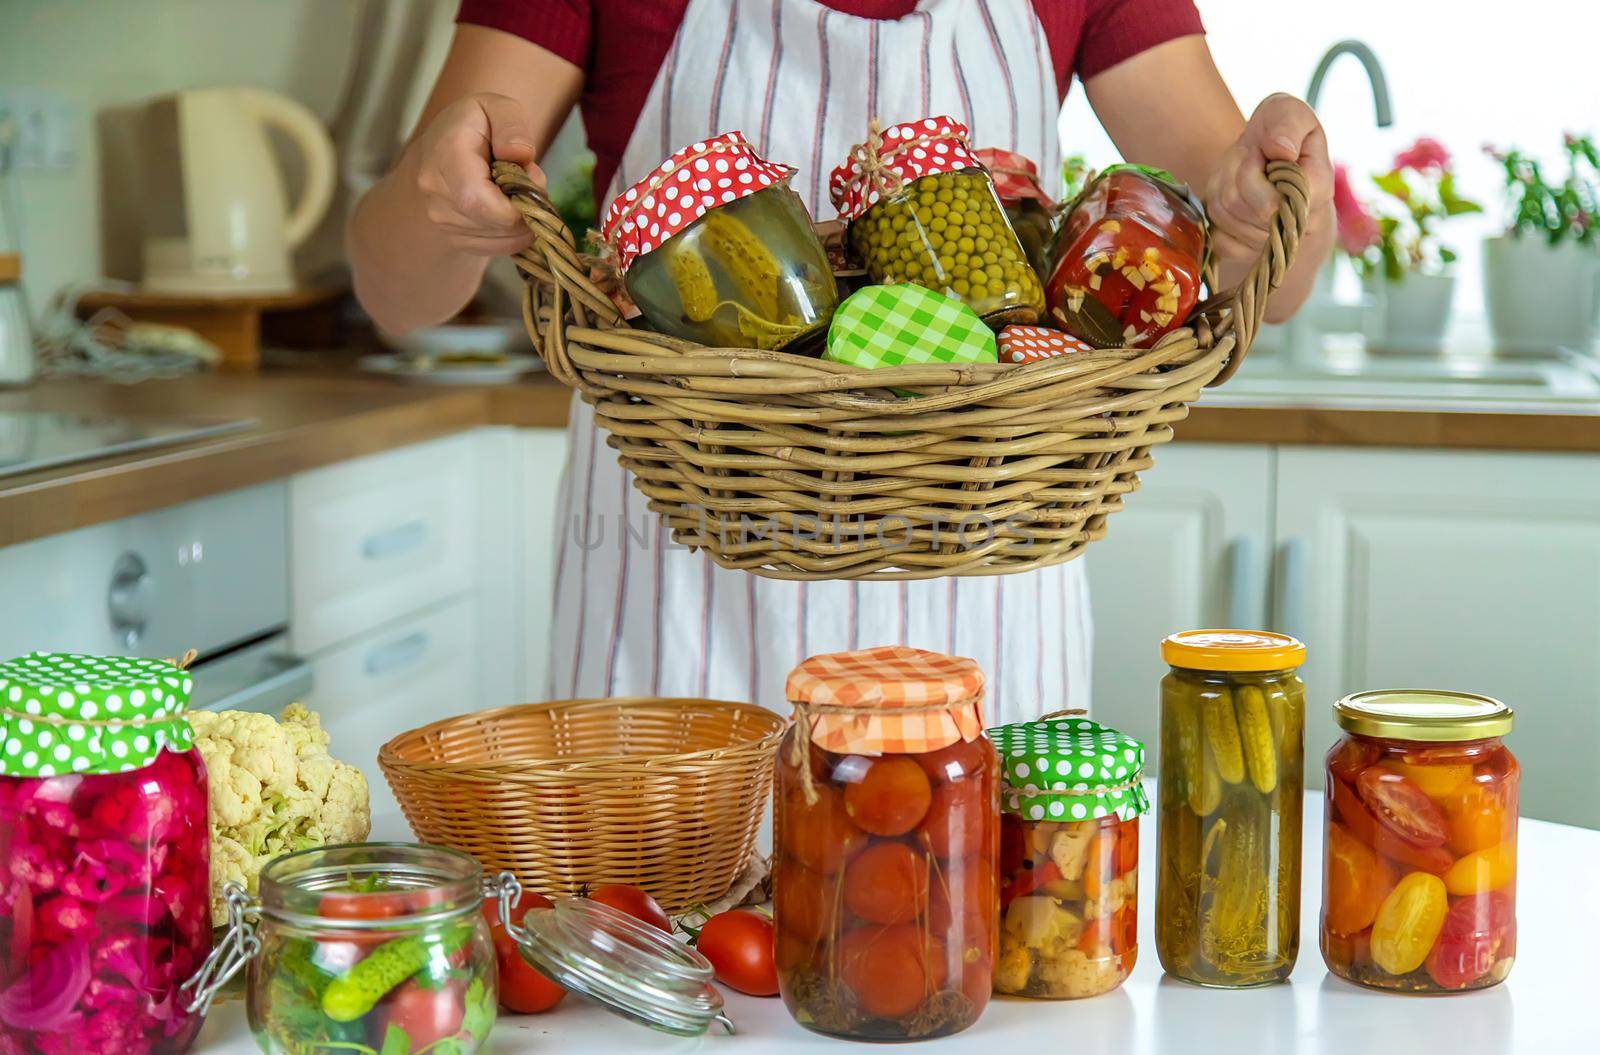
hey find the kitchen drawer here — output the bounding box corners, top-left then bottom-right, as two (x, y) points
(290, 433), (476, 654)
(305, 597), (479, 821)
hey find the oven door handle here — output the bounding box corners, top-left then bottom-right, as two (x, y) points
(203, 654), (313, 713)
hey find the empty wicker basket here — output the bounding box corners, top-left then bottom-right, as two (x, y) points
(378, 697), (785, 912)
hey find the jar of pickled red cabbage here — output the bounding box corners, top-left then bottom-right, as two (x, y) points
(990, 715), (1146, 999)
(1155, 630), (1306, 987)
(0, 653), (210, 1055)
(1321, 689), (1518, 993)
(773, 646), (997, 1042)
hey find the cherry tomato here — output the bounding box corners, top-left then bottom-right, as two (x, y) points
(1081, 828), (1119, 902)
(843, 756), (933, 836)
(1115, 817), (1139, 875)
(386, 980), (465, 1048)
(773, 860), (841, 943)
(319, 891), (409, 922)
(482, 891), (565, 1014)
(695, 909), (778, 996)
(588, 884), (671, 933)
(1442, 842), (1516, 896)
(1385, 760), (1472, 801)
(1322, 926), (1372, 970)
(1327, 737), (1381, 786)
(1335, 779), (1455, 873)
(843, 842), (927, 925)
(1369, 871), (1448, 976)
(1440, 780), (1512, 855)
(1425, 892), (1514, 989)
(1357, 768), (1449, 848)
(1323, 822), (1393, 936)
(916, 777), (990, 860)
(927, 859), (995, 937)
(840, 925), (946, 1019)
(782, 785), (865, 872)
(913, 738), (993, 784)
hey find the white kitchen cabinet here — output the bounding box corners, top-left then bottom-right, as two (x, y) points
(517, 427), (570, 702)
(1086, 443), (1275, 773)
(1274, 447), (1600, 827)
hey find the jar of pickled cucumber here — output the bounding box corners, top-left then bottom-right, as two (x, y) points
(989, 715), (1146, 999)
(829, 117), (1044, 326)
(600, 131), (839, 351)
(974, 148), (1056, 281)
(1155, 630), (1305, 987)
(1321, 690), (1518, 993)
(774, 646), (997, 1042)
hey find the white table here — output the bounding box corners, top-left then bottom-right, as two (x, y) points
(199, 791), (1598, 1053)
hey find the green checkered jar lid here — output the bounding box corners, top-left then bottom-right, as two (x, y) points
(989, 713), (1149, 823)
(825, 283), (997, 372)
(0, 652), (196, 778)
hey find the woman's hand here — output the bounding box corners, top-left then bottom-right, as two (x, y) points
(409, 92), (543, 257)
(1203, 93), (1334, 266)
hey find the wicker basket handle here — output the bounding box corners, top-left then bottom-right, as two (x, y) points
(1203, 160), (1311, 386)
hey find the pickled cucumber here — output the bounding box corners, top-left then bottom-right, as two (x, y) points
(667, 246), (720, 322)
(701, 211), (783, 320)
(1202, 687), (1247, 786)
(1235, 685), (1278, 794)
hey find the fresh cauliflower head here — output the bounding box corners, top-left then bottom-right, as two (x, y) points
(188, 703), (371, 924)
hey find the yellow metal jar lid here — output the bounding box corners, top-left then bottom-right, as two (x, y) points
(1334, 689), (1513, 742)
(1161, 629), (1306, 672)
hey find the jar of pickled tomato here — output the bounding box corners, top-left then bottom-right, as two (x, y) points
(773, 646), (998, 1042)
(1155, 630), (1306, 987)
(0, 652), (210, 1055)
(1321, 690), (1518, 993)
(990, 715), (1146, 999)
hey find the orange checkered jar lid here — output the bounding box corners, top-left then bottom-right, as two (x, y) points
(784, 645), (986, 755)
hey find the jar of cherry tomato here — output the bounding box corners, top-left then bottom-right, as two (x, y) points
(0, 653), (209, 1055)
(1045, 164), (1207, 348)
(989, 715), (1146, 999)
(773, 646), (998, 1042)
(1321, 690), (1518, 993)
(974, 148), (1056, 281)
(1155, 630), (1306, 987)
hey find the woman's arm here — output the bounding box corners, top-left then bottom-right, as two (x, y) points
(1084, 36), (1335, 323)
(347, 25), (583, 334)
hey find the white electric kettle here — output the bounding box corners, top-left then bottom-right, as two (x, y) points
(140, 86), (335, 296)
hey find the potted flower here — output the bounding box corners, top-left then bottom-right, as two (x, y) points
(1483, 133), (1600, 356)
(1334, 137), (1481, 354)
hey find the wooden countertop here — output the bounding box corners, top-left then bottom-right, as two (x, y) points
(3, 369), (1600, 548)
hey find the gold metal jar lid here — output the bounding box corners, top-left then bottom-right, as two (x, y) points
(1161, 629), (1306, 672)
(1334, 689), (1513, 742)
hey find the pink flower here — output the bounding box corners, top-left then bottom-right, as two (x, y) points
(1332, 164), (1381, 256)
(1394, 136), (1451, 172)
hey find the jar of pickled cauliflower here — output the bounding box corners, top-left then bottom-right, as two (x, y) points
(773, 646), (998, 1042)
(1155, 630), (1306, 987)
(1321, 690), (1518, 993)
(0, 652), (210, 1055)
(989, 714), (1146, 999)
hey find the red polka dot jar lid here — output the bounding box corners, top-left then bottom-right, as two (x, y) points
(829, 115), (984, 223)
(600, 131), (795, 272)
(974, 148), (1053, 208)
(998, 324), (1096, 364)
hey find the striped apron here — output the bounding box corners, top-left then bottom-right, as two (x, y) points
(548, 0), (1092, 725)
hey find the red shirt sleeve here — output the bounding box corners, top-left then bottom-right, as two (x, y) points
(1077, 0), (1205, 80)
(456, 0), (591, 68)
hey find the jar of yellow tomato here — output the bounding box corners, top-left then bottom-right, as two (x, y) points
(1321, 690), (1518, 992)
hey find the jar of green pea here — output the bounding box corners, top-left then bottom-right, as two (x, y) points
(830, 117), (1044, 327)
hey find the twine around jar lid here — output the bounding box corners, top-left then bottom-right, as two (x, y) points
(989, 710), (1149, 823)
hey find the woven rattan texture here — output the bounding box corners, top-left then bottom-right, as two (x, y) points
(494, 160), (1308, 580)
(378, 697), (784, 912)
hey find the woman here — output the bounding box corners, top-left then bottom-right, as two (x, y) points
(348, 0), (1334, 723)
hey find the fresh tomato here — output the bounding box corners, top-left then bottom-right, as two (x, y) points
(916, 777), (990, 860)
(1357, 768), (1449, 847)
(1440, 780), (1512, 855)
(1323, 822), (1393, 935)
(913, 738), (993, 784)
(842, 841), (927, 925)
(1000, 859), (1060, 908)
(843, 756), (933, 837)
(1425, 892), (1515, 989)
(1442, 842), (1516, 896)
(482, 891), (565, 1014)
(840, 925), (946, 1019)
(1369, 871), (1449, 976)
(587, 884), (671, 933)
(386, 979), (465, 1049)
(781, 785), (865, 872)
(694, 909), (778, 996)
(772, 859), (840, 943)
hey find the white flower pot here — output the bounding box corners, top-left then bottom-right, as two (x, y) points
(1363, 272), (1456, 355)
(1484, 235), (1600, 357)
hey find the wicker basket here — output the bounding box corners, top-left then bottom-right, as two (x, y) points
(495, 160), (1308, 581)
(377, 697), (784, 912)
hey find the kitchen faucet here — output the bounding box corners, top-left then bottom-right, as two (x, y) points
(1307, 39), (1394, 127)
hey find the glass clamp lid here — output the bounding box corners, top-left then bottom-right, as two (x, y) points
(491, 873), (732, 1037)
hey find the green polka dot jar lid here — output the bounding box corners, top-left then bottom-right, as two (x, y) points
(989, 713), (1149, 823)
(0, 652), (196, 778)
